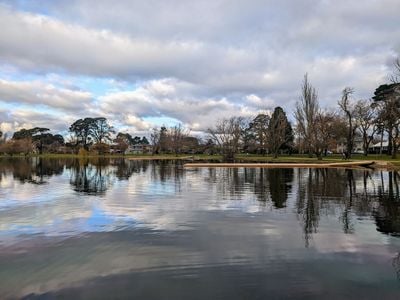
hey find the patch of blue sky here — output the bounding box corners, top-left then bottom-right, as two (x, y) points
(142, 181), (176, 197)
(0, 65), (42, 81)
(85, 207), (113, 230)
(0, 101), (63, 116)
(85, 207), (139, 232)
(143, 116), (182, 128)
(71, 76), (138, 97)
(0, 0), (51, 16)
(0, 65), (138, 98)
(0, 207), (138, 238)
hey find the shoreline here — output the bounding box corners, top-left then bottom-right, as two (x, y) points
(0, 154), (398, 169)
(183, 161), (378, 169)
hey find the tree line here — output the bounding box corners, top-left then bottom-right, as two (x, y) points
(0, 117), (149, 156)
(1, 60), (399, 159)
(207, 60), (400, 161)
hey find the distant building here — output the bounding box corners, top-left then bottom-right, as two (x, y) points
(336, 137), (364, 154)
(126, 144), (152, 154)
(369, 141), (388, 154)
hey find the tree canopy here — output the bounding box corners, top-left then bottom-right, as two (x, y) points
(69, 117), (114, 150)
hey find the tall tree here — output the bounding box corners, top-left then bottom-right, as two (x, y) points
(114, 134), (129, 154)
(389, 57), (400, 83)
(268, 107), (292, 158)
(207, 116), (245, 162)
(373, 83), (400, 158)
(338, 87), (358, 159)
(294, 74), (319, 156)
(354, 99), (378, 156)
(69, 117), (114, 150)
(140, 137), (149, 145)
(169, 124), (190, 156)
(116, 132), (133, 145)
(12, 127), (50, 154)
(69, 118), (94, 150)
(132, 136), (142, 145)
(150, 127), (161, 155)
(246, 113), (270, 155)
(12, 127), (50, 140)
(313, 110), (342, 159)
(159, 126), (169, 153)
(90, 117), (115, 143)
(0, 131), (5, 145)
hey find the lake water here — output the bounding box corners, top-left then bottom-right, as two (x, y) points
(1, 158), (400, 299)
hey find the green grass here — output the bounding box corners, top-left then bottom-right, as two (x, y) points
(0, 153), (222, 160)
(1, 153), (400, 166)
(236, 154), (400, 168)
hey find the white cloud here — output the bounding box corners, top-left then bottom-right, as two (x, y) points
(99, 78), (266, 131)
(0, 79), (93, 110)
(0, 1), (399, 133)
(0, 108), (76, 134)
(0, 122), (13, 133)
(0, 5), (206, 79)
(124, 115), (152, 131)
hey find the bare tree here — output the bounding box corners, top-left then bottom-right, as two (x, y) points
(294, 74), (319, 156)
(314, 111), (341, 159)
(113, 135), (129, 154)
(169, 124), (190, 156)
(354, 99), (378, 156)
(389, 57), (400, 83)
(150, 127), (160, 155)
(0, 131), (6, 145)
(90, 117), (115, 143)
(313, 110), (348, 158)
(245, 114), (270, 155)
(338, 87), (358, 159)
(207, 116), (245, 162)
(379, 98), (400, 158)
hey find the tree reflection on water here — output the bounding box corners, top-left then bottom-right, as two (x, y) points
(295, 168), (400, 246)
(0, 157), (64, 184)
(68, 158), (113, 195)
(1, 159), (400, 241)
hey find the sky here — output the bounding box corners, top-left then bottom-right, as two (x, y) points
(0, 0), (399, 137)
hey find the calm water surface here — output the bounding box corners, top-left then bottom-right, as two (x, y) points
(1, 158), (400, 299)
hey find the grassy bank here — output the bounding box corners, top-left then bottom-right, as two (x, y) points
(0, 153), (222, 160)
(236, 154), (400, 167)
(1, 153), (400, 166)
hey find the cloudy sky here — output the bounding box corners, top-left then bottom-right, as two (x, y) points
(0, 0), (399, 136)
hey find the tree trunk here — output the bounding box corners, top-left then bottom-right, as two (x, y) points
(392, 129), (399, 159)
(388, 127), (393, 156)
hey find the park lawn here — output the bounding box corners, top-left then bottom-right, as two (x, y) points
(0, 153), (222, 160)
(1, 153), (400, 167)
(236, 154), (400, 168)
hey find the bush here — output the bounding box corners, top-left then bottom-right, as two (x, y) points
(78, 148), (89, 156)
(0, 138), (33, 155)
(90, 143), (110, 155)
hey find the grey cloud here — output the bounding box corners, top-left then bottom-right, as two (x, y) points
(99, 79), (267, 131)
(0, 79), (93, 111)
(11, 0), (400, 54)
(0, 108), (76, 134)
(0, 3), (396, 94)
(0, 0), (399, 133)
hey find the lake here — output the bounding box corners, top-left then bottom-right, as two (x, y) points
(0, 158), (400, 299)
